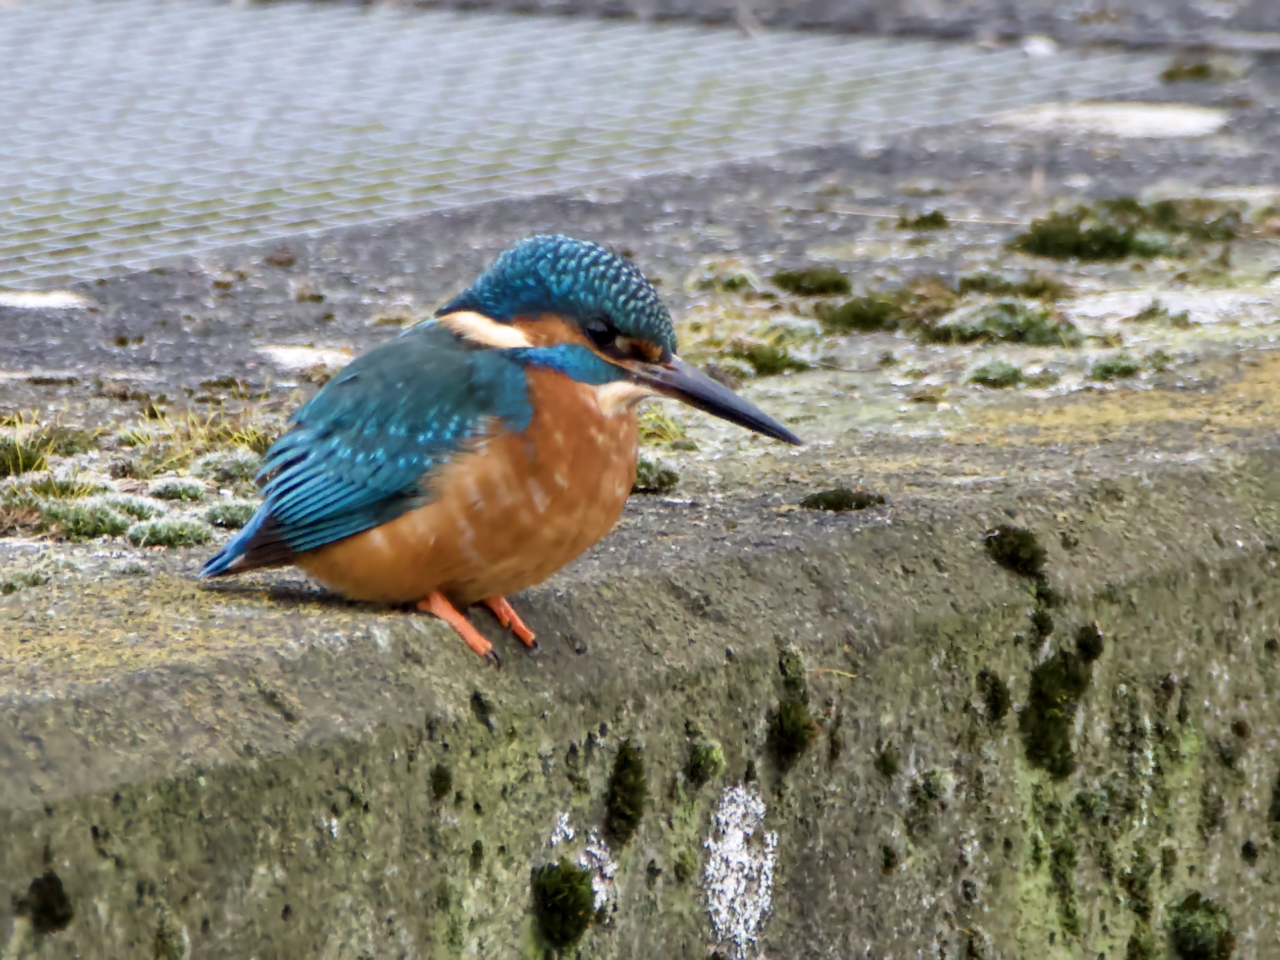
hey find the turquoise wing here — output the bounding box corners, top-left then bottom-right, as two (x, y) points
(201, 322), (532, 575)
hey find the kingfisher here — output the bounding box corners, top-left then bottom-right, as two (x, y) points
(202, 235), (801, 664)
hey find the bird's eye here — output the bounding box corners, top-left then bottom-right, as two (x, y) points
(585, 317), (618, 350)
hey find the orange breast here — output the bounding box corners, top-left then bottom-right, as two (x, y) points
(295, 366), (639, 606)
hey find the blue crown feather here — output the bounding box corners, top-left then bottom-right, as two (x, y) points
(438, 235), (677, 354)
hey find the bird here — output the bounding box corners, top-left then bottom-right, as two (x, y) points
(202, 235), (801, 664)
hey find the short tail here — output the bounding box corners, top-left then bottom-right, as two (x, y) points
(200, 504), (270, 578)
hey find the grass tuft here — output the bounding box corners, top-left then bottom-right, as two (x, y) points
(530, 861), (594, 950)
(151, 479), (206, 502)
(898, 210), (948, 230)
(1011, 197), (1239, 261)
(638, 407), (695, 449)
(800, 487), (884, 511)
(771, 267), (851, 297)
(631, 458), (679, 495)
(206, 501), (256, 529)
(1092, 355), (1141, 381)
(921, 299), (1083, 346)
(127, 519), (212, 548)
(970, 361), (1024, 389)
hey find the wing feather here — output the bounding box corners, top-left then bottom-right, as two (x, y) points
(201, 322), (531, 576)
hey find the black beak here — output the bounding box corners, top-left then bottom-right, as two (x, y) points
(626, 355), (803, 445)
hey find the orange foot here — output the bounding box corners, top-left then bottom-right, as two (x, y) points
(482, 596), (538, 651)
(418, 592), (501, 667)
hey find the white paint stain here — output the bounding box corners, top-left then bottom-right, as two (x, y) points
(703, 784), (777, 957)
(996, 102), (1227, 139)
(0, 290), (92, 309)
(549, 811), (576, 846)
(579, 831), (618, 911)
(257, 344), (353, 372)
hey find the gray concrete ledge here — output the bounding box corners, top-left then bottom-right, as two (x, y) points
(2, 417), (1278, 957)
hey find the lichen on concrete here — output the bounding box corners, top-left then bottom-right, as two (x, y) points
(701, 785), (777, 959)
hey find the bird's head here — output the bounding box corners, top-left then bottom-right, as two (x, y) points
(436, 235), (802, 445)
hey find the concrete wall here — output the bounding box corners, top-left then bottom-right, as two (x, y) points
(3, 446), (1277, 958)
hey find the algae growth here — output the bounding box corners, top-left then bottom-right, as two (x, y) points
(799, 487), (883, 511)
(1166, 892), (1235, 960)
(1011, 198), (1240, 261)
(530, 860), (595, 950)
(631, 457), (679, 494)
(603, 740), (646, 848)
(771, 267), (850, 297)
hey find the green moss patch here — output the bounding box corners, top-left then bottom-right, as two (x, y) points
(1120, 846), (1156, 921)
(530, 860), (594, 950)
(126, 519), (212, 548)
(1023, 369), (1062, 388)
(673, 849), (697, 884)
(821, 294), (900, 333)
(604, 740), (646, 848)
(800, 487), (884, 511)
(206, 501), (256, 529)
(874, 744), (899, 779)
(193, 451), (261, 485)
(920, 299), (1083, 347)
(984, 525), (1047, 578)
(1011, 198), (1239, 261)
(905, 771), (945, 839)
(976, 668), (1011, 725)
(637, 408), (695, 449)
(820, 277), (957, 335)
(14, 871), (74, 935)
(881, 845), (899, 873)
(1019, 649), (1092, 779)
(429, 764), (452, 801)
(778, 647), (807, 698)
(1092, 355), (1142, 381)
(689, 260), (761, 295)
(957, 272), (1068, 301)
(631, 458), (679, 495)
(1127, 922), (1157, 960)
(1166, 892), (1235, 960)
(41, 426), (99, 456)
(40, 501), (130, 540)
(1161, 57), (1237, 83)
(101, 496), (162, 520)
(1, 569), (49, 595)
(150, 479), (206, 502)
(769, 646), (818, 772)
(685, 739), (726, 788)
(1075, 622), (1105, 662)
(769, 697), (818, 773)
(771, 267), (850, 296)
(898, 210), (948, 230)
(1127, 299), (1191, 327)
(728, 339), (811, 376)
(970, 360), (1023, 389)
(1049, 839), (1081, 936)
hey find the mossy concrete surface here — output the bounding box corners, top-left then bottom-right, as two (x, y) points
(2, 356), (1279, 959)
